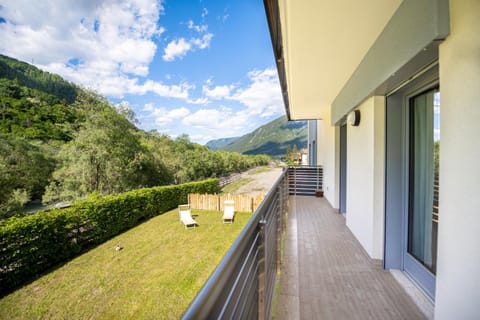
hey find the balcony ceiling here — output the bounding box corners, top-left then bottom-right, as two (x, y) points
(276, 0), (403, 120)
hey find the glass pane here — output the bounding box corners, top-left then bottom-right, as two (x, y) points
(408, 89), (439, 274)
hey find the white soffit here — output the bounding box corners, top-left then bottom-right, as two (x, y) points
(278, 0), (403, 120)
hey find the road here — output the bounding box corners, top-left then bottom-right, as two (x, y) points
(236, 167), (284, 196)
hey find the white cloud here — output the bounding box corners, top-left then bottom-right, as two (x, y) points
(0, 0), (165, 98)
(196, 68), (283, 118)
(132, 80), (193, 100)
(162, 38), (192, 62)
(201, 8), (208, 19)
(162, 13), (213, 62)
(168, 67), (284, 143)
(191, 33), (214, 50)
(182, 107), (250, 132)
(190, 133), (213, 144)
(229, 68), (283, 117)
(187, 97), (210, 105)
(143, 103), (155, 112)
(44, 62), (193, 99)
(162, 33), (213, 62)
(202, 84), (234, 100)
(187, 20), (208, 33)
(147, 106), (191, 126)
(219, 6), (229, 23)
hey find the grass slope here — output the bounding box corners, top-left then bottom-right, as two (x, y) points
(0, 208), (252, 319)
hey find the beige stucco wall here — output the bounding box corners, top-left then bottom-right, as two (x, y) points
(435, 0), (480, 318)
(373, 97), (385, 259)
(345, 96), (385, 259)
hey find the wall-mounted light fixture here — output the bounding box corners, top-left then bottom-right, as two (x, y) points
(348, 110), (361, 126)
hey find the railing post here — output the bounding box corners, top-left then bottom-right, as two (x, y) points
(283, 172), (288, 234)
(293, 166), (296, 196)
(258, 218), (267, 320)
(276, 185), (282, 274)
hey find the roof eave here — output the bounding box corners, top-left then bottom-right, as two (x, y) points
(264, 0), (292, 121)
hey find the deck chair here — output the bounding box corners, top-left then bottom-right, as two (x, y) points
(223, 200), (235, 224)
(178, 204), (197, 229)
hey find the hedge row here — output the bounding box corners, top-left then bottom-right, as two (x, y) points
(0, 179), (219, 295)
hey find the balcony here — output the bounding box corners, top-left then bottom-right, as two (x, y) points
(183, 168), (429, 319)
(274, 196), (428, 319)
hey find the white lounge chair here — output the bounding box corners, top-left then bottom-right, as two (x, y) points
(223, 200), (235, 224)
(178, 204), (197, 229)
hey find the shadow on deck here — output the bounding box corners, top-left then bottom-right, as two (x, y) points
(273, 196), (427, 320)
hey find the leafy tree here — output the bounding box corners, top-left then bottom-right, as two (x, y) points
(43, 97), (164, 203)
(0, 78), (81, 141)
(0, 135), (55, 218)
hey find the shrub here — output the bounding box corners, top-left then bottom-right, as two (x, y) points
(0, 179), (219, 295)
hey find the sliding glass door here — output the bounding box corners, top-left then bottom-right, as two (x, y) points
(404, 88), (440, 299)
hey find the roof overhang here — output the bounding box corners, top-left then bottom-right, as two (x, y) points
(264, 0), (450, 124)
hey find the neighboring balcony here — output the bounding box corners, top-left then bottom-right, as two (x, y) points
(183, 168), (429, 319)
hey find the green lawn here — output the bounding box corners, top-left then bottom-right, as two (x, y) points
(0, 209), (252, 319)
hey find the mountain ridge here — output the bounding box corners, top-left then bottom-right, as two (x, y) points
(206, 115), (307, 158)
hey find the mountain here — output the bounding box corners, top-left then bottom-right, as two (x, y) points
(0, 54), (78, 104)
(0, 54), (83, 141)
(205, 137), (239, 150)
(206, 115), (307, 158)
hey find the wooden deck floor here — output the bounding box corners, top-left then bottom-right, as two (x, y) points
(273, 196), (427, 320)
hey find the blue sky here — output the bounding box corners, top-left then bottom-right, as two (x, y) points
(0, 0), (284, 144)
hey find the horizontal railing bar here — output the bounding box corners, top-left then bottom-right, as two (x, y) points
(220, 246), (259, 318)
(182, 170), (287, 319)
(236, 264), (259, 319)
(233, 263), (259, 318)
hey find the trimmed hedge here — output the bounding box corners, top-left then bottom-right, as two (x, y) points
(0, 179), (219, 295)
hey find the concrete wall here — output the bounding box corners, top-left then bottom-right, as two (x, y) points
(318, 114), (339, 209)
(435, 1), (480, 318)
(345, 96), (385, 259)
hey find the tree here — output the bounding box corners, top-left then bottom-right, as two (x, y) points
(0, 135), (55, 218)
(43, 98), (163, 203)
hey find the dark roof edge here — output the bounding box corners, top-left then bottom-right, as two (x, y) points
(263, 0), (291, 121)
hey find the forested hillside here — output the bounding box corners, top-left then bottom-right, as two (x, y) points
(0, 55), (77, 104)
(205, 137), (239, 150)
(207, 115), (307, 157)
(0, 55), (269, 219)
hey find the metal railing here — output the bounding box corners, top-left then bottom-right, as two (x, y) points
(288, 165), (323, 196)
(182, 169), (288, 319)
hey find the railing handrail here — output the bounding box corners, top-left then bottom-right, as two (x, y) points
(182, 170), (288, 319)
(287, 164), (323, 169)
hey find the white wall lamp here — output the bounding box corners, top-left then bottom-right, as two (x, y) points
(348, 110), (361, 126)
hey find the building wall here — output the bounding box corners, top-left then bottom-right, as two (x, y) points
(373, 97), (385, 259)
(318, 114), (339, 209)
(435, 0), (480, 318)
(345, 96), (385, 259)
